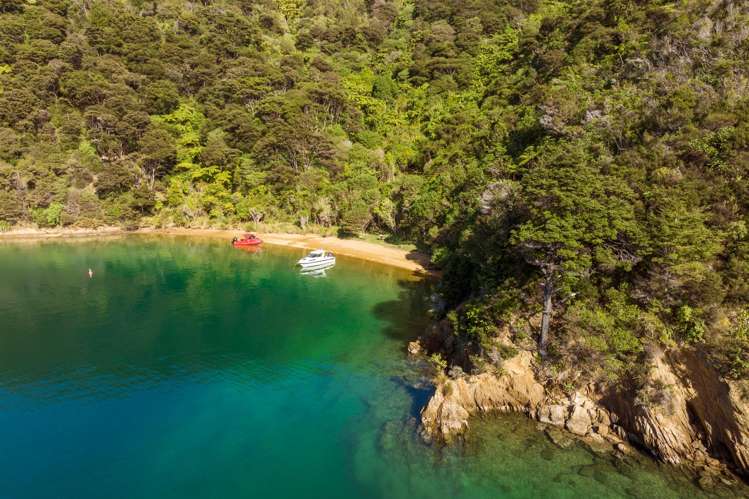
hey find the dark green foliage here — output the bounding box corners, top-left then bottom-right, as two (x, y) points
(1, 0), (748, 380)
(142, 80), (180, 116)
(138, 125), (176, 179)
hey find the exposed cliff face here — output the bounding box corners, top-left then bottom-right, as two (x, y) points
(418, 343), (749, 481)
(679, 351), (749, 475)
(601, 348), (698, 466)
(603, 348), (749, 478)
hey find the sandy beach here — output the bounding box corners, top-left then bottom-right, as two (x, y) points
(0, 227), (432, 275)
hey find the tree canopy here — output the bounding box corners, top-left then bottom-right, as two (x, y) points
(1, 0), (749, 382)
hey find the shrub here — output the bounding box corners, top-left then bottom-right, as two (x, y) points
(31, 202), (63, 228)
(677, 305), (706, 344)
(428, 353), (448, 383)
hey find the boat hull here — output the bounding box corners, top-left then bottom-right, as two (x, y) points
(297, 258), (336, 270)
(232, 239), (262, 247)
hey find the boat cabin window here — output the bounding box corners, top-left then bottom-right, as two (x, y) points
(309, 250), (324, 257)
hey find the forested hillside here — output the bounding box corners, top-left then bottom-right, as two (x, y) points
(1, 0), (748, 382)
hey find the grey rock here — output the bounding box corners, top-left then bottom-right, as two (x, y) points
(539, 404), (567, 427)
(566, 405), (593, 436)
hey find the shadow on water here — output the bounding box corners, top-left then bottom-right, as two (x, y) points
(390, 375), (435, 419)
(371, 278), (434, 342)
(370, 276), (437, 424)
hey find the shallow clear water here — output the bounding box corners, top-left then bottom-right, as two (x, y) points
(0, 236), (736, 498)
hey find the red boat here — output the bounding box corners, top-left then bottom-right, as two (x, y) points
(232, 233), (262, 247)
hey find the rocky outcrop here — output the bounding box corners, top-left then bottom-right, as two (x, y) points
(419, 344), (749, 480)
(420, 351), (621, 448)
(420, 351), (544, 442)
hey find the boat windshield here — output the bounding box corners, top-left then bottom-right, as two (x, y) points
(309, 250), (324, 257)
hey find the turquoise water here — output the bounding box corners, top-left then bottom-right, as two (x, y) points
(0, 236), (733, 498)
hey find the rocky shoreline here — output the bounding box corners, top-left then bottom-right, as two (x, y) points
(410, 330), (749, 491)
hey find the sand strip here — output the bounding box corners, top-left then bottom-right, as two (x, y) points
(0, 227), (432, 275)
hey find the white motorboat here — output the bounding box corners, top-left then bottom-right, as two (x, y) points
(297, 249), (336, 270)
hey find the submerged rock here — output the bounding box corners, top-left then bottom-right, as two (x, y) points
(584, 433), (614, 455)
(578, 463), (617, 487)
(545, 426), (574, 449)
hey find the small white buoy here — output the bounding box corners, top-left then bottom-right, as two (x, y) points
(88, 268), (93, 279)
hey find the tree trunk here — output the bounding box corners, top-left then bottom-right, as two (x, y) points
(539, 274), (553, 358)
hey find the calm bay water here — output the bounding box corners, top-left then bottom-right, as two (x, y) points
(0, 236), (733, 498)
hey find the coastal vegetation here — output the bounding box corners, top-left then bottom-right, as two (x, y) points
(2, 0), (749, 478)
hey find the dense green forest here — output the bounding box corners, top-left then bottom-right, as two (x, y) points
(1, 0), (748, 383)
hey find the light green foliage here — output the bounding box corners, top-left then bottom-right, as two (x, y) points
(676, 305), (706, 344)
(0, 0), (748, 380)
(473, 27), (519, 93)
(728, 311), (749, 378)
(153, 104), (239, 222)
(428, 353), (448, 381)
(77, 139), (97, 159)
(569, 288), (644, 379)
(153, 102), (206, 169)
(31, 202), (63, 228)
(0, 64), (10, 96)
(277, 0), (304, 23)
(235, 185), (275, 223)
(452, 302), (497, 343)
(705, 309), (749, 380)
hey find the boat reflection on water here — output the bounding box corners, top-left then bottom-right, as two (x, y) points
(235, 245), (262, 255)
(299, 260), (336, 277)
(299, 268), (328, 278)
